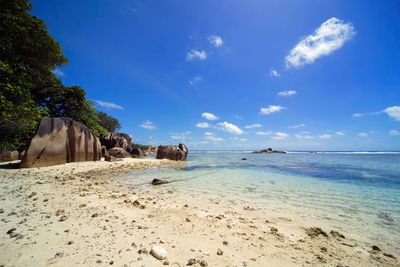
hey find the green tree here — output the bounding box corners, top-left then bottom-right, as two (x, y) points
(0, 0), (107, 150)
(96, 111), (121, 132)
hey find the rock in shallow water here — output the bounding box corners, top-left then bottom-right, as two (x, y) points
(150, 246), (168, 260)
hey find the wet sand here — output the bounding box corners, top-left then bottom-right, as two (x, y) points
(0, 158), (398, 266)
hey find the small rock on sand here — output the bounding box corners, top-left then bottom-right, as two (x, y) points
(150, 246), (168, 260)
(217, 248), (224, 255)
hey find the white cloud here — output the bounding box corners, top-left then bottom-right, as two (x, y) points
(53, 68), (65, 77)
(186, 49), (207, 61)
(234, 115), (243, 120)
(336, 131), (345, 136)
(231, 137), (247, 142)
(196, 122), (210, 128)
(95, 100), (124, 110)
(278, 90), (297, 97)
(384, 106), (400, 121)
(202, 112), (219, 121)
(205, 135), (224, 142)
(260, 105), (286, 115)
(208, 35), (223, 47)
(270, 69), (280, 77)
(286, 17), (355, 68)
(170, 131), (191, 140)
(389, 130), (400, 136)
(358, 132), (368, 137)
(217, 121), (244, 135)
(352, 113), (363, 117)
(272, 132), (289, 140)
(289, 123), (306, 129)
(140, 120), (156, 130)
(245, 123), (262, 129)
(295, 134), (315, 139)
(318, 134), (332, 139)
(256, 131), (273, 136)
(204, 132), (214, 136)
(189, 76), (203, 85)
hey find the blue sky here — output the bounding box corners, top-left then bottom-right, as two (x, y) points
(32, 0), (400, 151)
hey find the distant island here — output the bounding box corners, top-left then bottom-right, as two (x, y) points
(252, 148), (286, 154)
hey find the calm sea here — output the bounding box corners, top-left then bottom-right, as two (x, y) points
(122, 151), (400, 250)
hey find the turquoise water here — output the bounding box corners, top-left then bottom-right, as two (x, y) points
(123, 152), (400, 250)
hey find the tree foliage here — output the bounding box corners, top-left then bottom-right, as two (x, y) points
(0, 0), (110, 150)
(96, 111), (121, 132)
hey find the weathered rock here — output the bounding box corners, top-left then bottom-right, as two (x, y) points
(305, 227), (328, 238)
(105, 155), (122, 162)
(100, 132), (132, 153)
(108, 147), (132, 158)
(156, 143), (188, 161)
(20, 117), (101, 168)
(131, 148), (144, 158)
(151, 179), (169, 185)
(0, 151), (18, 162)
(18, 150), (25, 160)
(150, 246), (168, 260)
(252, 148), (286, 154)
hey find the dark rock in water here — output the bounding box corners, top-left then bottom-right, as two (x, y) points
(305, 227), (328, 238)
(252, 147), (286, 154)
(151, 179), (169, 185)
(372, 245), (381, 251)
(330, 230), (345, 239)
(100, 131), (132, 153)
(383, 253), (396, 259)
(0, 151), (18, 162)
(20, 117), (101, 168)
(108, 147), (132, 158)
(156, 143), (188, 161)
(131, 148), (144, 158)
(241, 158), (247, 160)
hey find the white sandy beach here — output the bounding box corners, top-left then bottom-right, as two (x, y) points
(0, 159), (398, 266)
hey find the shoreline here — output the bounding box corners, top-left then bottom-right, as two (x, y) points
(0, 159), (398, 266)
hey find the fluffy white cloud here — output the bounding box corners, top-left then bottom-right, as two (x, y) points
(95, 100), (124, 110)
(256, 131), (273, 136)
(170, 131), (191, 140)
(358, 132), (368, 137)
(260, 105), (286, 115)
(389, 130), (400, 136)
(278, 90), (297, 97)
(245, 123), (262, 129)
(202, 112), (219, 121)
(318, 134), (332, 139)
(140, 120), (156, 130)
(217, 121), (244, 134)
(384, 106), (400, 121)
(204, 132), (214, 136)
(231, 137), (247, 142)
(208, 35), (223, 47)
(196, 122), (210, 128)
(189, 76), (203, 85)
(186, 49), (207, 61)
(272, 132), (289, 140)
(289, 123), (305, 129)
(270, 69), (280, 77)
(286, 17), (355, 68)
(336, 131), (345, 136)
(295, 134), (315, 139)
(205, 135), (224, 142)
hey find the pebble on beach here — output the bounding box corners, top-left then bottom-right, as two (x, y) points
(150, 246), (168, 260)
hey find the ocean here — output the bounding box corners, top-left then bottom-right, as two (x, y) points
(122, 151), (400, 251)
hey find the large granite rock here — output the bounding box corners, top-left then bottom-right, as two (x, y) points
(20, 117), (102, 168)
(108, 147), (132, 158)
(0, 151), (18, 162)
(156, 143), (188, 161)
(131, 148), (144, 158)
(101, 132), (132, 153)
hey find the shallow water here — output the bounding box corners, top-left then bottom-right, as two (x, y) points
(122, 152), (400, 250)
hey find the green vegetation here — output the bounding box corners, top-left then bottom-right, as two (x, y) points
(132, 143), (156, 151)
(96, 111), (122, 132)
(0, 0), (119, 151)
